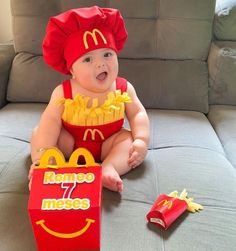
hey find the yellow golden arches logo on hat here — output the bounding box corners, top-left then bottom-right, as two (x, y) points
(83, 29), (107, 49)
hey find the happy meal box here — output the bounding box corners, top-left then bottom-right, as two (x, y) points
(28, 148), (102, 251)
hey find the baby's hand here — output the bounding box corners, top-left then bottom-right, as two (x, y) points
(128, 139), (148, 169)
(28, 160), (39, 191)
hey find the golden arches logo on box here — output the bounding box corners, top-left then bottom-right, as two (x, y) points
(83, 29), (107, 49)
(158, 199), (173, 210)
(83, 129), (105, 141)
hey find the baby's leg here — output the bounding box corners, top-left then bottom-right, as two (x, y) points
(101, 129), (133, 192)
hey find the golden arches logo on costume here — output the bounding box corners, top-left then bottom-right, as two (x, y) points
(83, 29), (107, 49)
(158, 199), (173, 210)
(83, 129), (105, 141)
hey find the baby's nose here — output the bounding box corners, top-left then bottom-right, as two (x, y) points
(97, 63), (105, 69)
(96, 59), (106, 68)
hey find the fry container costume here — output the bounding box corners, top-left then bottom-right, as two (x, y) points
(28, 148), (102, 251)
(42, 6), (131, 162)
(146, 190), (203, 230)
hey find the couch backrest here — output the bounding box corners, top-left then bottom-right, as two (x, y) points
(208, 0), (236, 106)
(7, 0), (217, 113)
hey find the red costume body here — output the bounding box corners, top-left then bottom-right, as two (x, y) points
(62, 77), (128, 162)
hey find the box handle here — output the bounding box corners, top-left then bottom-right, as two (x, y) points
(69, 148), (96, 167)
(38, 147), (97, 168)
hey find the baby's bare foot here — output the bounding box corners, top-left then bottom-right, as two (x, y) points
(102, 166), (123, 192)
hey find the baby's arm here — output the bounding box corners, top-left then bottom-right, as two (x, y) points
(125, 82), (150, 168)
(30, 85), (64, 164)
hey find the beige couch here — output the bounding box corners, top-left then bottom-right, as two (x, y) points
(0, 0), (236, 250)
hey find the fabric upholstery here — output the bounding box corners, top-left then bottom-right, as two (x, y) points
(119, 59), (209, 112)
(7, 53), (65, 102)
(0, 44), (15, 108)
(208, 42), (236, 105)
(214, 0), (236, 40)
(1, 0), (236, 250)
(208, 105), (236, 168)
(147, 109), (224, 153)
(0, 103), (46, 142)
(7, 0), (217, 112)
(1, 103), (236, 251)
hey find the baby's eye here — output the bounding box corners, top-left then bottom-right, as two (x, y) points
(104, 52), (112, 57)
(83, 57), (91, 63)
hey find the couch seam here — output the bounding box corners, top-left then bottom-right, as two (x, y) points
(151, 144), (226, 157)
(0, 134), (30, 143)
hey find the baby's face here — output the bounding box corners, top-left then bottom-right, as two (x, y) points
(71, 48), (118, 93)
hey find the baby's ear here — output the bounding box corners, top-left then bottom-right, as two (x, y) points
(70, 69), (75, 79)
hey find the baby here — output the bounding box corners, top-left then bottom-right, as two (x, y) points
(28, 6), (150, 192)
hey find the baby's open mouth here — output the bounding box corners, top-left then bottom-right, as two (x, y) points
(96, 72), (108, 81)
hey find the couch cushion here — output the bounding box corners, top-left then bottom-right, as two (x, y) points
(117, 147), (236, 251)
(7, 55), (209, 112)
(1, 103), (236, 250)
(11, 0), (61, 54)
(0, 136), (30, 194)
(208, 42), (236, 105)
(214, 0), (236, 41)
(1, 146), (235, 251)
(208, 105), (236, 168)
(0, 103), (46, 142)
(0, 194), (36, 250)
(101, 198), (163, 250)
(9, 0), (213, 112)
(11, 0), (215, 60)
(148, 109), (224, 153)
(108, 0), (158, 18)
(154, 18), (212, 60)
(7, 53), (65, 103)
(0, 44), (15, 108)
(119, 59), (209, 113)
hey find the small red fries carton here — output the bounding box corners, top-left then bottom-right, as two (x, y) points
(146, 189), (203, 230)
(28, 148), (102, 251)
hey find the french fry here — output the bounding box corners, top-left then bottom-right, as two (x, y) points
(60, 91), (131, 126)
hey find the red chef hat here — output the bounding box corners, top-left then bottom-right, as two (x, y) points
(42, 6), (128, 75)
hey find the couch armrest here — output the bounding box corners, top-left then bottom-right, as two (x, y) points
(0, 43), (15, 108)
